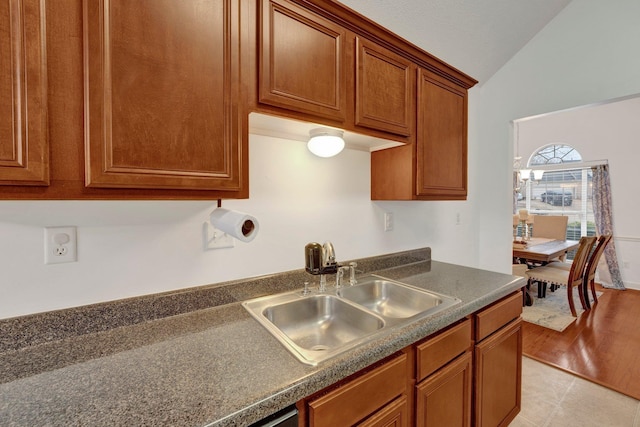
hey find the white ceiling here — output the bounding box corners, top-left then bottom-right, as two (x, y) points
(337, 0), (572, 84)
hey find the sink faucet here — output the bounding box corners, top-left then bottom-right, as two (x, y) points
(348, 262), (358, 286)
(322, 241), (337, 271)
(336, 266), (346, 288)
(337, 262), (358, 288)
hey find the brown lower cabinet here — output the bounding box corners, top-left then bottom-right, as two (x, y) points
(416, 351), (473, 427)
(474, 319), (522, 427)
(297, 292), (522, 427)
(302, 352), (409, 427)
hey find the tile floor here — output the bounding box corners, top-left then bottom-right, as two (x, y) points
(512, 357), (640, 427)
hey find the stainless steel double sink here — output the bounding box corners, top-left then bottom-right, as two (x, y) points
(242, 275), (461, 365)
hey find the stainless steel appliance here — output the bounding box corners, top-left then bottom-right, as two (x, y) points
(249, 405), (298, 427)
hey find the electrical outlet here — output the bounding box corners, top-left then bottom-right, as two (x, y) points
(384, 212), (394, 231)
(45, 226), (77, 264)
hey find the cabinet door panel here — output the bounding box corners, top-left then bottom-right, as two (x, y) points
(416, 68), (467, 199)
(259, 0), (346, 121)
(83, 0), (243, 190)
(0, 0), (48, 185)
(475, 319), (522, 427)
(415, 351), (472, 427)
(357, 396), (408, 427)
(356, 37), (413, 136)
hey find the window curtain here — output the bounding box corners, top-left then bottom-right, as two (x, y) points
(592, 164), (625, 289)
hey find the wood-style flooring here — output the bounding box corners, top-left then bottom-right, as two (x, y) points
(522, 285), (640, 401)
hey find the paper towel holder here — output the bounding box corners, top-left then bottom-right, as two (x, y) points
(204, 202), (259, 250)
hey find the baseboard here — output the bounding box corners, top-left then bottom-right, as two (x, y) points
(621, 281), (640, 291)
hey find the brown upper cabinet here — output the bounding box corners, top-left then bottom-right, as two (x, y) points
(1, 0), (475, 201)
(83, 0), (246, 192)
(257, 0), (475, 201)
(355, 37), (414, 137)
(0, 0), (248, 199)
(0, 0), (48, 186)
(256, 0), (417, 142)
(259, 0), (347, 122)
(370, 69), (470, 201)
(416, 68), (468, 199)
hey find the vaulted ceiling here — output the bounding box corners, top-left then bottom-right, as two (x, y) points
(338, 0), (573, 84)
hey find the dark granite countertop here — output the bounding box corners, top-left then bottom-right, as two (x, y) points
(0, 249), (525, 426)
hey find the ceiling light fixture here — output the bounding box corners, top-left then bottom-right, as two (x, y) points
(307, 128), (345, 158)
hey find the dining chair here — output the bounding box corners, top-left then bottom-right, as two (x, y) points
(512, 264), (528, 277)
(530, 215), (569, 240)
(530, 214), (569, 261)
(546, 234), (612, 309)
(583, 234), (612, 308)
(513, 263), (531, 306)
(525, 236), (597, 316)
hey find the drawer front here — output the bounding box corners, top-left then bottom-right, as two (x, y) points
(475, 292), (522, 342)
(308, 353), (408, 427)
(416, 318), (472, 382)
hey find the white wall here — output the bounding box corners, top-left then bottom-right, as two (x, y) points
(0, 134), (476, 320)
(471, 0), (640, 278)
(7, 0), (640, 319)
(515, 95), (640, 289)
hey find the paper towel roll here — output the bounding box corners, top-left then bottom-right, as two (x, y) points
(209, 208), (259, 242)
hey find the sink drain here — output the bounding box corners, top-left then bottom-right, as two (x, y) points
(310, 345), (329, 351)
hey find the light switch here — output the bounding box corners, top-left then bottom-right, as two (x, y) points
(384, 212), (394, 231)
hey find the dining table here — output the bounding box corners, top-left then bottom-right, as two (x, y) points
(512, 237), (580, 306)
(512, 237), (580, 264)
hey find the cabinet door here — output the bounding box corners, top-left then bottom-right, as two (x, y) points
(357, 396), (408, 427)
(355, 37), (414, 136)
(415, 351), (472, 427)
(474, 319), (522, 427)
(416, 68), (467, 199)
(0, 0), (48, 185)
(259, 0), (346, 121)
(83, 0), (244, 191)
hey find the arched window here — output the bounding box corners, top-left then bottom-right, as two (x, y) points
(516, 144), (595, 250)
(529, 144), (582, 166)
